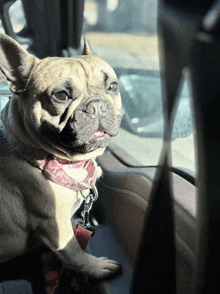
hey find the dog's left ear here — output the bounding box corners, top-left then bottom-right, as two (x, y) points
(0, 34), (39, 94)
(82, 36), (95, 56)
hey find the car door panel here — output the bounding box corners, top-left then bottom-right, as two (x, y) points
(87, 147), (196, 293)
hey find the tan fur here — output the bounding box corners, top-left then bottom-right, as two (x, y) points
(0, 34), (123, 279)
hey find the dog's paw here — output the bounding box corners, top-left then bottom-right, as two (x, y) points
(96, 257), (123, 279)
(82, 255), (123, 280)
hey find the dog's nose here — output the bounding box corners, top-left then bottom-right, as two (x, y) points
(85, 100), (107, 116)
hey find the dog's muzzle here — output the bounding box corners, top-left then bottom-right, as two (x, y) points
(60, 96), (122, 153)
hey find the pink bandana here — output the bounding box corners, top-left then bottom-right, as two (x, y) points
(37, 156), (99, 192)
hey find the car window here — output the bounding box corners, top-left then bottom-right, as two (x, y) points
(171, 70), (196, 173)
(9, 0), (26, 34)
(0, 81), (10, 112)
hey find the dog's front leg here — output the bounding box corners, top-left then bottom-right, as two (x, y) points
(37, 214), (122, 280)
(57, 235), (122, 280)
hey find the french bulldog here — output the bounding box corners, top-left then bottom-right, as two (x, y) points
(0, 33), (123, 279)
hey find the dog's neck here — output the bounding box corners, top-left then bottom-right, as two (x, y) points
(1, 96), (49, 161)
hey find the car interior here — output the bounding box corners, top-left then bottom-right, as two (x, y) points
(0, 0), (219, 293)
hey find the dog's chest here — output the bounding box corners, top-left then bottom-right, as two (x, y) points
(47, 180), (84, 217)
(41, 179), (86, 250)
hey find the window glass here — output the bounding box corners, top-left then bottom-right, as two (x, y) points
(0, 80), (10, 114)
(0, 0), (26, 34)
(171, 71), (196, 173)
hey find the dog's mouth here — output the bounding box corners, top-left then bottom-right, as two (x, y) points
(92, 129), (105, 138)
(90, 129), (112, 141)
(60, 128), (112, 153)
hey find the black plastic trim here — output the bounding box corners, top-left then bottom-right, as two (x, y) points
(171, 167), (196, 185)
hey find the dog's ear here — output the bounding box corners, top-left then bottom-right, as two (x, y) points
(82, 36), (95, 56)
(0, 33), (39, 94)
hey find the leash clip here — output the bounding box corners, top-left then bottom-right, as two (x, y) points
(80, 184), (98, 202)
(79, 185), (98, 235)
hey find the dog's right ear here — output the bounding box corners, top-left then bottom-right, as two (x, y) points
(82, 36), (95, 56)
(0, 34), (39, 94)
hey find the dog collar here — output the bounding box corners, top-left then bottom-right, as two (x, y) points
(36, 155), (99, 192)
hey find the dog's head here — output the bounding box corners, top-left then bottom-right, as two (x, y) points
(0, 34), (123, 160)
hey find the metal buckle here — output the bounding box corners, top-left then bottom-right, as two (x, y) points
(80, 184), (98, 202)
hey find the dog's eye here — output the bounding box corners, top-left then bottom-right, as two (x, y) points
(55, 91), (69, 101)
(107, 82), (118, 93)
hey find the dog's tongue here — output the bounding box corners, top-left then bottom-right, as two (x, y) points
(92, 130), (105, 138)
